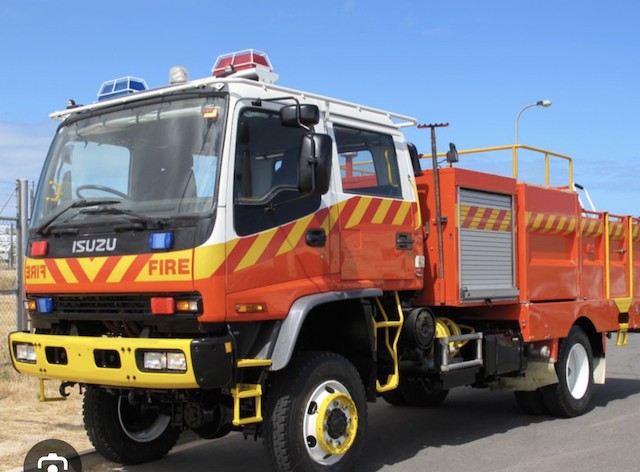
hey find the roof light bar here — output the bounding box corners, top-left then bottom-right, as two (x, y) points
(212, 49), (278, 84)
(97, 76), (148, 101)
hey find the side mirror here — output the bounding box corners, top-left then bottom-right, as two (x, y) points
(280, 104), (320, 128)
(407, 142), (423, 176)
(298, 133), (332, 195)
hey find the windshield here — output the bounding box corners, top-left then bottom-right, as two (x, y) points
(31, 95), (225, 230)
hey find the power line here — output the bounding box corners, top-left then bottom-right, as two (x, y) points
(0, 187), (17, 214)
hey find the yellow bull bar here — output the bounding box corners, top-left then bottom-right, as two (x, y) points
(9, 331), (201, 389)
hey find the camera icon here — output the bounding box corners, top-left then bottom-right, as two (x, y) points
(37, 452), (69, 472)
(24, 439), (81, 472)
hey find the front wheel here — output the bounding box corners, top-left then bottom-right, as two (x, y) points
(83, 387), (181, 464)
(263, 352), (367, 472)
(541, 327), (594, 418)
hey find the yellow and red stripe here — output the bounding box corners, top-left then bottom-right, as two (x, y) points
(460, 205), (512, 232)
(608, 221), (627, 241)
(25, 196), (414, 286)
(580, 218), (605, 239)
(526, 211), (577, 236)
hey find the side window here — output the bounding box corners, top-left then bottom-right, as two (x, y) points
(233, 107), (321, 236)
(234, 108), (307, 200)
(334, 125), (402, 198)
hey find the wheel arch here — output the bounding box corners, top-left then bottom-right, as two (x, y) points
(269, 289), (381, 399)
(573, 316), (604, 359)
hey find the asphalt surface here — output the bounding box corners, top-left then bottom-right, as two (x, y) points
(86, 334), (640, 472)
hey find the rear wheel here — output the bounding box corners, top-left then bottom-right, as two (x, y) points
(263, 352), (367, 472)
(381, 387), (408, 406)
(382, 376), (448, 407)
(514, 389), (549, 415)
(399, 377), (449, 407)
(541, 327), (594, 418)
(83, 387), (180, 464)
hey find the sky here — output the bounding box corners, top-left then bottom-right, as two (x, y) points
(1, 0), (639, 217)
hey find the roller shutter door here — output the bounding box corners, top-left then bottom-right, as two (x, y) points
(459, 188), (518, 301)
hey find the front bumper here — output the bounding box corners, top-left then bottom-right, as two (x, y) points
(8, 331), (234, 389)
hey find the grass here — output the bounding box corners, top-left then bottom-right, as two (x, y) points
(0, 268), (91, 470)
(0, 365), (92, 470)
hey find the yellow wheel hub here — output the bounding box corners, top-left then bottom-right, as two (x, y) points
(315, 391), (358, 456)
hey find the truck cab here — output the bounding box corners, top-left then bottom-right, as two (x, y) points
(11, 50), (425, 471)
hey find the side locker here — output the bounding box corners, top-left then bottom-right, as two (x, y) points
(607, 214), (630, 300)
(632, 217), (640, 329)
(414, 167), (518, 306)
(458, 188), (518, 302)
(516, 183), (580, 302)
(579, 210), (607, 301)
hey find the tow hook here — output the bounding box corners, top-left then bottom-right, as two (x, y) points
(59, 382), (76, 397)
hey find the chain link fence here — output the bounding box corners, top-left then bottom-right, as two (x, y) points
(0, 215), (18, 364)
(1, 181), (27, 364)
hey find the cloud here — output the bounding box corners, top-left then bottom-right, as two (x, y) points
(0, 122), (55, 185)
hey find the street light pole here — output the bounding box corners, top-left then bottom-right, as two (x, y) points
(515, 100), (552, 144)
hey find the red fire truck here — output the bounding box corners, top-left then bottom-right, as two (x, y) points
(9, 50), (639, 472)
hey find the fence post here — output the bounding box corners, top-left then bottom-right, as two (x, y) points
(16, 179), (29, 331)
(9, 223), (15, 270)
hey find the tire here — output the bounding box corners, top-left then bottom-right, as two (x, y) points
(83, 387), (181, 464)
(541, 327), (594, 418)
(514, 389), (549, 416)
(263, 352), (367, 472)
(399, 377), (449, 407)
(381, 388), (408, 406)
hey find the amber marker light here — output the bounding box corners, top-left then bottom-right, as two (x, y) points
(235, 303), (267, 314)
(176, 300), (199, 312)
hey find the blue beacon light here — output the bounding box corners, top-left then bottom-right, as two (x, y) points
(97, 76), (148, 101)
(149, 232), (174, 250)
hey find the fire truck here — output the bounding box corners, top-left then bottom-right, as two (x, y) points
(9, 50), (640, 472)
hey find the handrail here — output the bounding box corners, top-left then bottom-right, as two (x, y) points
(425, 144), (574, 189)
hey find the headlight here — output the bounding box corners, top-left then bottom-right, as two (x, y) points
(141, 351), (187, 372)
(14, 343), (36, 363)
(143, 352), (166, 370)
(166, 352), (187, 371)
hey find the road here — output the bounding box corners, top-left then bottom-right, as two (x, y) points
(87, 334), (640, 472)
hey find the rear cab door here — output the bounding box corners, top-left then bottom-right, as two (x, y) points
(328, 120), (422, 290)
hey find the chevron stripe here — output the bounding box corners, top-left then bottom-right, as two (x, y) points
(609, 221), (626, 240)
(526, 211), (577, 236)
(461, 205), (512, 232)
(580, 218), (604, 239)
(24, 197), (415, 285)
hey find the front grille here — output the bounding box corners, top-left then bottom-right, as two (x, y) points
(54, 295), (149, 315)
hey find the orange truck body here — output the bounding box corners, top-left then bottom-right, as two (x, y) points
(8, 50), (639, 471)
(415, 164), (640, 343)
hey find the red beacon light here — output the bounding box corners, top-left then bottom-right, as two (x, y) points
(212, 49), (279, 84)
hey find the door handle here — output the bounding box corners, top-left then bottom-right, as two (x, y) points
(396, 232), (413, 250)
(306, 228), (327, 248)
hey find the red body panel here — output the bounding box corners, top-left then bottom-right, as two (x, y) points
(413, 166), (640, 340)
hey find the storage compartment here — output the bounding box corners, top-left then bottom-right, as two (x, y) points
(459, 188), (518, 301)
(415, 167), (518, 306)
(483, 332), (526, 376)
(517, 183), (580, 302)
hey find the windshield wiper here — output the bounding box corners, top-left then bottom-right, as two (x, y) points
(34, 199), (121, 236)
(78, 206), (167, 230)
